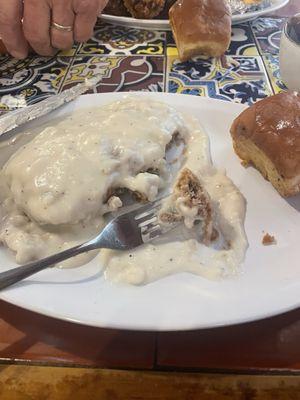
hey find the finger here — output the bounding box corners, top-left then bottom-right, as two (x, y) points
(98, 0), (109, 13)
(23, 0), (54, 56)
(51, 0), (74, 50)
(0, 0), (28, 59)
(73, 0), (99, 43)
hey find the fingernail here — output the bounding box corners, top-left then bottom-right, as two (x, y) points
(10, 50), (27, 59)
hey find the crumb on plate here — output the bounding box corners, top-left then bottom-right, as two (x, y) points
(262, 233), (277, 246)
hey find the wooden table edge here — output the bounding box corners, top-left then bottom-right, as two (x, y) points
(1, 365), (300, 399)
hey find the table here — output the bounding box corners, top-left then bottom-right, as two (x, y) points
(0, 6), (294, 112)
(0, 1), (300, 398)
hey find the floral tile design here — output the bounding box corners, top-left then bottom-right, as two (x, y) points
(58, 45), (80, 57)
(251, 17), (285, 55)
(0, 17), (287, 112)
(263, 54), (286, 93)
(77, 22), (166, 56)
(228, 23), (258, 56)
(0, 55), (72, 111)
(61, 55), (164, 93)
(167, 55), (273, 104)
(166, 31), (177, 57)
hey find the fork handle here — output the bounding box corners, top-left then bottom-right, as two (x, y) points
(0, 241), (97, 291)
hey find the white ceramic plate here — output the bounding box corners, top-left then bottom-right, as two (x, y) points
(0, 92), (299, 331)
(100, 0), (290, 30)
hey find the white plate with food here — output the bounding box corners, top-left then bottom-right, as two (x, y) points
(0, 91), (299, 331)
(101, 0), (290, 30)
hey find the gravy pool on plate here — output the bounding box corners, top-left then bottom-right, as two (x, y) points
(0, 98), (248, 284)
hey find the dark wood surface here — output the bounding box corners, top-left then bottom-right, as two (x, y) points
(1, 366), (300, 400)
(0, 301), (155, 369)
(157, 308), (300, 371)
(0, 0), (300, 376)
(1, 300), (300, 371)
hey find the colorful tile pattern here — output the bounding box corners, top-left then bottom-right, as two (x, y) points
(250, 17), (287, 91)
(77, 21), (166, 56)
(0, 16), (288, 112)
(167, 55), (272, 104)
(61, 55), (164, 93)
(251, 17), (285, 55)
(263, 53), (287, 93)
(228, 23), (258, 56)
(0, 55), (72, 111)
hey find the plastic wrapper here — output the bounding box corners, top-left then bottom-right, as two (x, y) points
(229, 0), (271, 15)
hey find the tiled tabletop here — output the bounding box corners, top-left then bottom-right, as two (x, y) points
(0, 0), (300, 377)
(0, 15), (288, 113)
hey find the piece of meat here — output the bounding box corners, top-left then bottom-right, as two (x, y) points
(104, 0), (130, 16)
(123, 0), (166, 18)
(159, 168), (214, 244)
(159, 0), (177, 18)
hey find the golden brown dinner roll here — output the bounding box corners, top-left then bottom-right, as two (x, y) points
(169, 0), (232, 61)
(230, 91), (300, 197)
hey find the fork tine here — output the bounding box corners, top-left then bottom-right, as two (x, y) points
(141, 224), (162, 241)
(138, 215), (158, 228)
(104, 195), (175, 250)
(149, 228), (162, 239)
(134, 201), (163, 221)
(135, 211), (159, 225)
(135, 208), (159, 220)
(141, 224), (161, 235)
(124, 197), (163, 221)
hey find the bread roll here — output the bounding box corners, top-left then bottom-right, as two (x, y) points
(169, 0), (231, 61)
(230, 91), (300, 197)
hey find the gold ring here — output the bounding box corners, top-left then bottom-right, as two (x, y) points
(51, 22), (73, 32)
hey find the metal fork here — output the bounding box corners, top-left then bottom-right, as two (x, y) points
(0, 198), (176, 290)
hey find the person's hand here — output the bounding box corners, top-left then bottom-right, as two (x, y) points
(0, 0), (108, 59)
